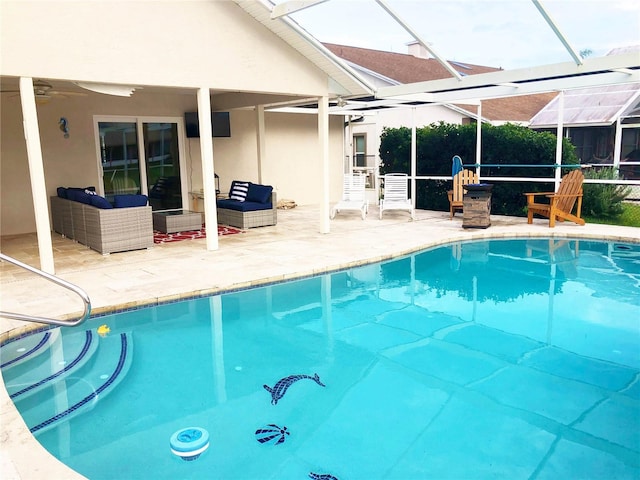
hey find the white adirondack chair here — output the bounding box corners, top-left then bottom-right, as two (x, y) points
(379, 173), (414, 220)
(330, 174), (368, 220)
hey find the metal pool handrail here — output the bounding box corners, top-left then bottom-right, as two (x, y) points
(0, 253), (91, 327)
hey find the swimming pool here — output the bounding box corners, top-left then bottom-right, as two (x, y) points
(2, 238), (639, 479)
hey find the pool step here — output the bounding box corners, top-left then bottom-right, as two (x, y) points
(2, 329), (98, 401)
(1, 329), (133, 435)
(0, 328), (61, 370)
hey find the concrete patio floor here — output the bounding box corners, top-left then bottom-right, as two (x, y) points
(1, 204), (639, 479)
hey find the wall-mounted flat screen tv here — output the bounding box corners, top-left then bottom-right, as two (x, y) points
(184, 111), (231, 138)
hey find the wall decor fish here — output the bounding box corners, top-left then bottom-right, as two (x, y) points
(263, 373), (325, 405)
(309, 473), (339, 480)
(255, 424), (289, 445)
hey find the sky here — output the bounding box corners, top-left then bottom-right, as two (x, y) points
(278, 0), (640, 70)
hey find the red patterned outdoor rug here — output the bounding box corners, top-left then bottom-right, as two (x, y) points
(153, 225), (242, 244)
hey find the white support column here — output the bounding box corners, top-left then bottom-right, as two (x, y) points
(197, 87), (219, 251)
(256, 105), (266, 184)
(318, 96), (330, 233)
(20, 77), (55, 273)
(411, 107), (417, 211)
(375, 111), (382, 203)
(613, 116), (623, 169)
(554, 91), (565, 190)
(346, 116), (353, 174)
(475, 101), (482, 178)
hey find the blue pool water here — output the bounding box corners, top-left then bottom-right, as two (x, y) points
(2, 238), (640, 479)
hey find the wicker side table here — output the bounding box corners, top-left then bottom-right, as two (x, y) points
(152, 211), (202, 233)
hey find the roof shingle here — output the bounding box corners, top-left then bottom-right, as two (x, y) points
(323, 43), (557, 122)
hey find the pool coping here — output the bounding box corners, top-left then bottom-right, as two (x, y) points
(7, 229), (640, 327)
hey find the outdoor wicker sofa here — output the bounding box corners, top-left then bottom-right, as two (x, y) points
(51, 191), (153, 255)
(216, 181), (277, 229)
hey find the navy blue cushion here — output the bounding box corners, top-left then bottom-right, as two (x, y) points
(67, 186), (96, 193)
(217, 199), (272, 212)
(78, 192), (93, 204)
(65, 189), (79, 201)
(90, 195), (113, 209)
(67, 189), (92, 204)
(113, 194), (148, 208)
(57, 187), (68, 198)
(246, 183), (273, 204)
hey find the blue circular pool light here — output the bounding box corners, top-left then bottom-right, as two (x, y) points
(170, 427), (210, 461)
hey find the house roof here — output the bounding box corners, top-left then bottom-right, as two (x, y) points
(529, 83), (640, 128)
(323, 43), (501, 83)
(464, 93), (559, 123)
(323, 43), (556, 123)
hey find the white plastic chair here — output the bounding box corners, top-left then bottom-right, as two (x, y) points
(330, 174), (368, 220)
(379, 173), (414, 220)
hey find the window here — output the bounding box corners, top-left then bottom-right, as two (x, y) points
(352, 133), (374, 188)
(354, 134), (366, 167)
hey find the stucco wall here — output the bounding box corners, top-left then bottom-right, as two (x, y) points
(0, 91), (345, 236)
(0, 1), (329, 96)
(0, 0), (350, 236)
(192, 109), (345, 204)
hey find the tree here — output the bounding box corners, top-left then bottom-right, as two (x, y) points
(580, 48), (594, 59)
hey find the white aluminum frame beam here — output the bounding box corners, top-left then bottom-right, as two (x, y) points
(377, 53), (640, 103)
(271, 0), (329, 19)
(531, 0), (583, 66)
(374, 0), (463, 81)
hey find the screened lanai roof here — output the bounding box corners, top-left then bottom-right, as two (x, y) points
(529, 83), (640, 128)
(256, 0), (639, 112)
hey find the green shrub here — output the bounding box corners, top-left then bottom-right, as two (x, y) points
(582, 167), (631, 219)
(618, 203), (640, 227)
(379, 122), (579, 216)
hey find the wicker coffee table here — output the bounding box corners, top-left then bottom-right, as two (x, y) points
(152, 210), (202, 234)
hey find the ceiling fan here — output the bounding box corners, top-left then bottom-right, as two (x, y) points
(1, 79), (88, 103)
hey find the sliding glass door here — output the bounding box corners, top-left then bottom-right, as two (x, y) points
(143, 122), (181, 210)
(98, 118), (184, 211)
(99, 122), (142, 201)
